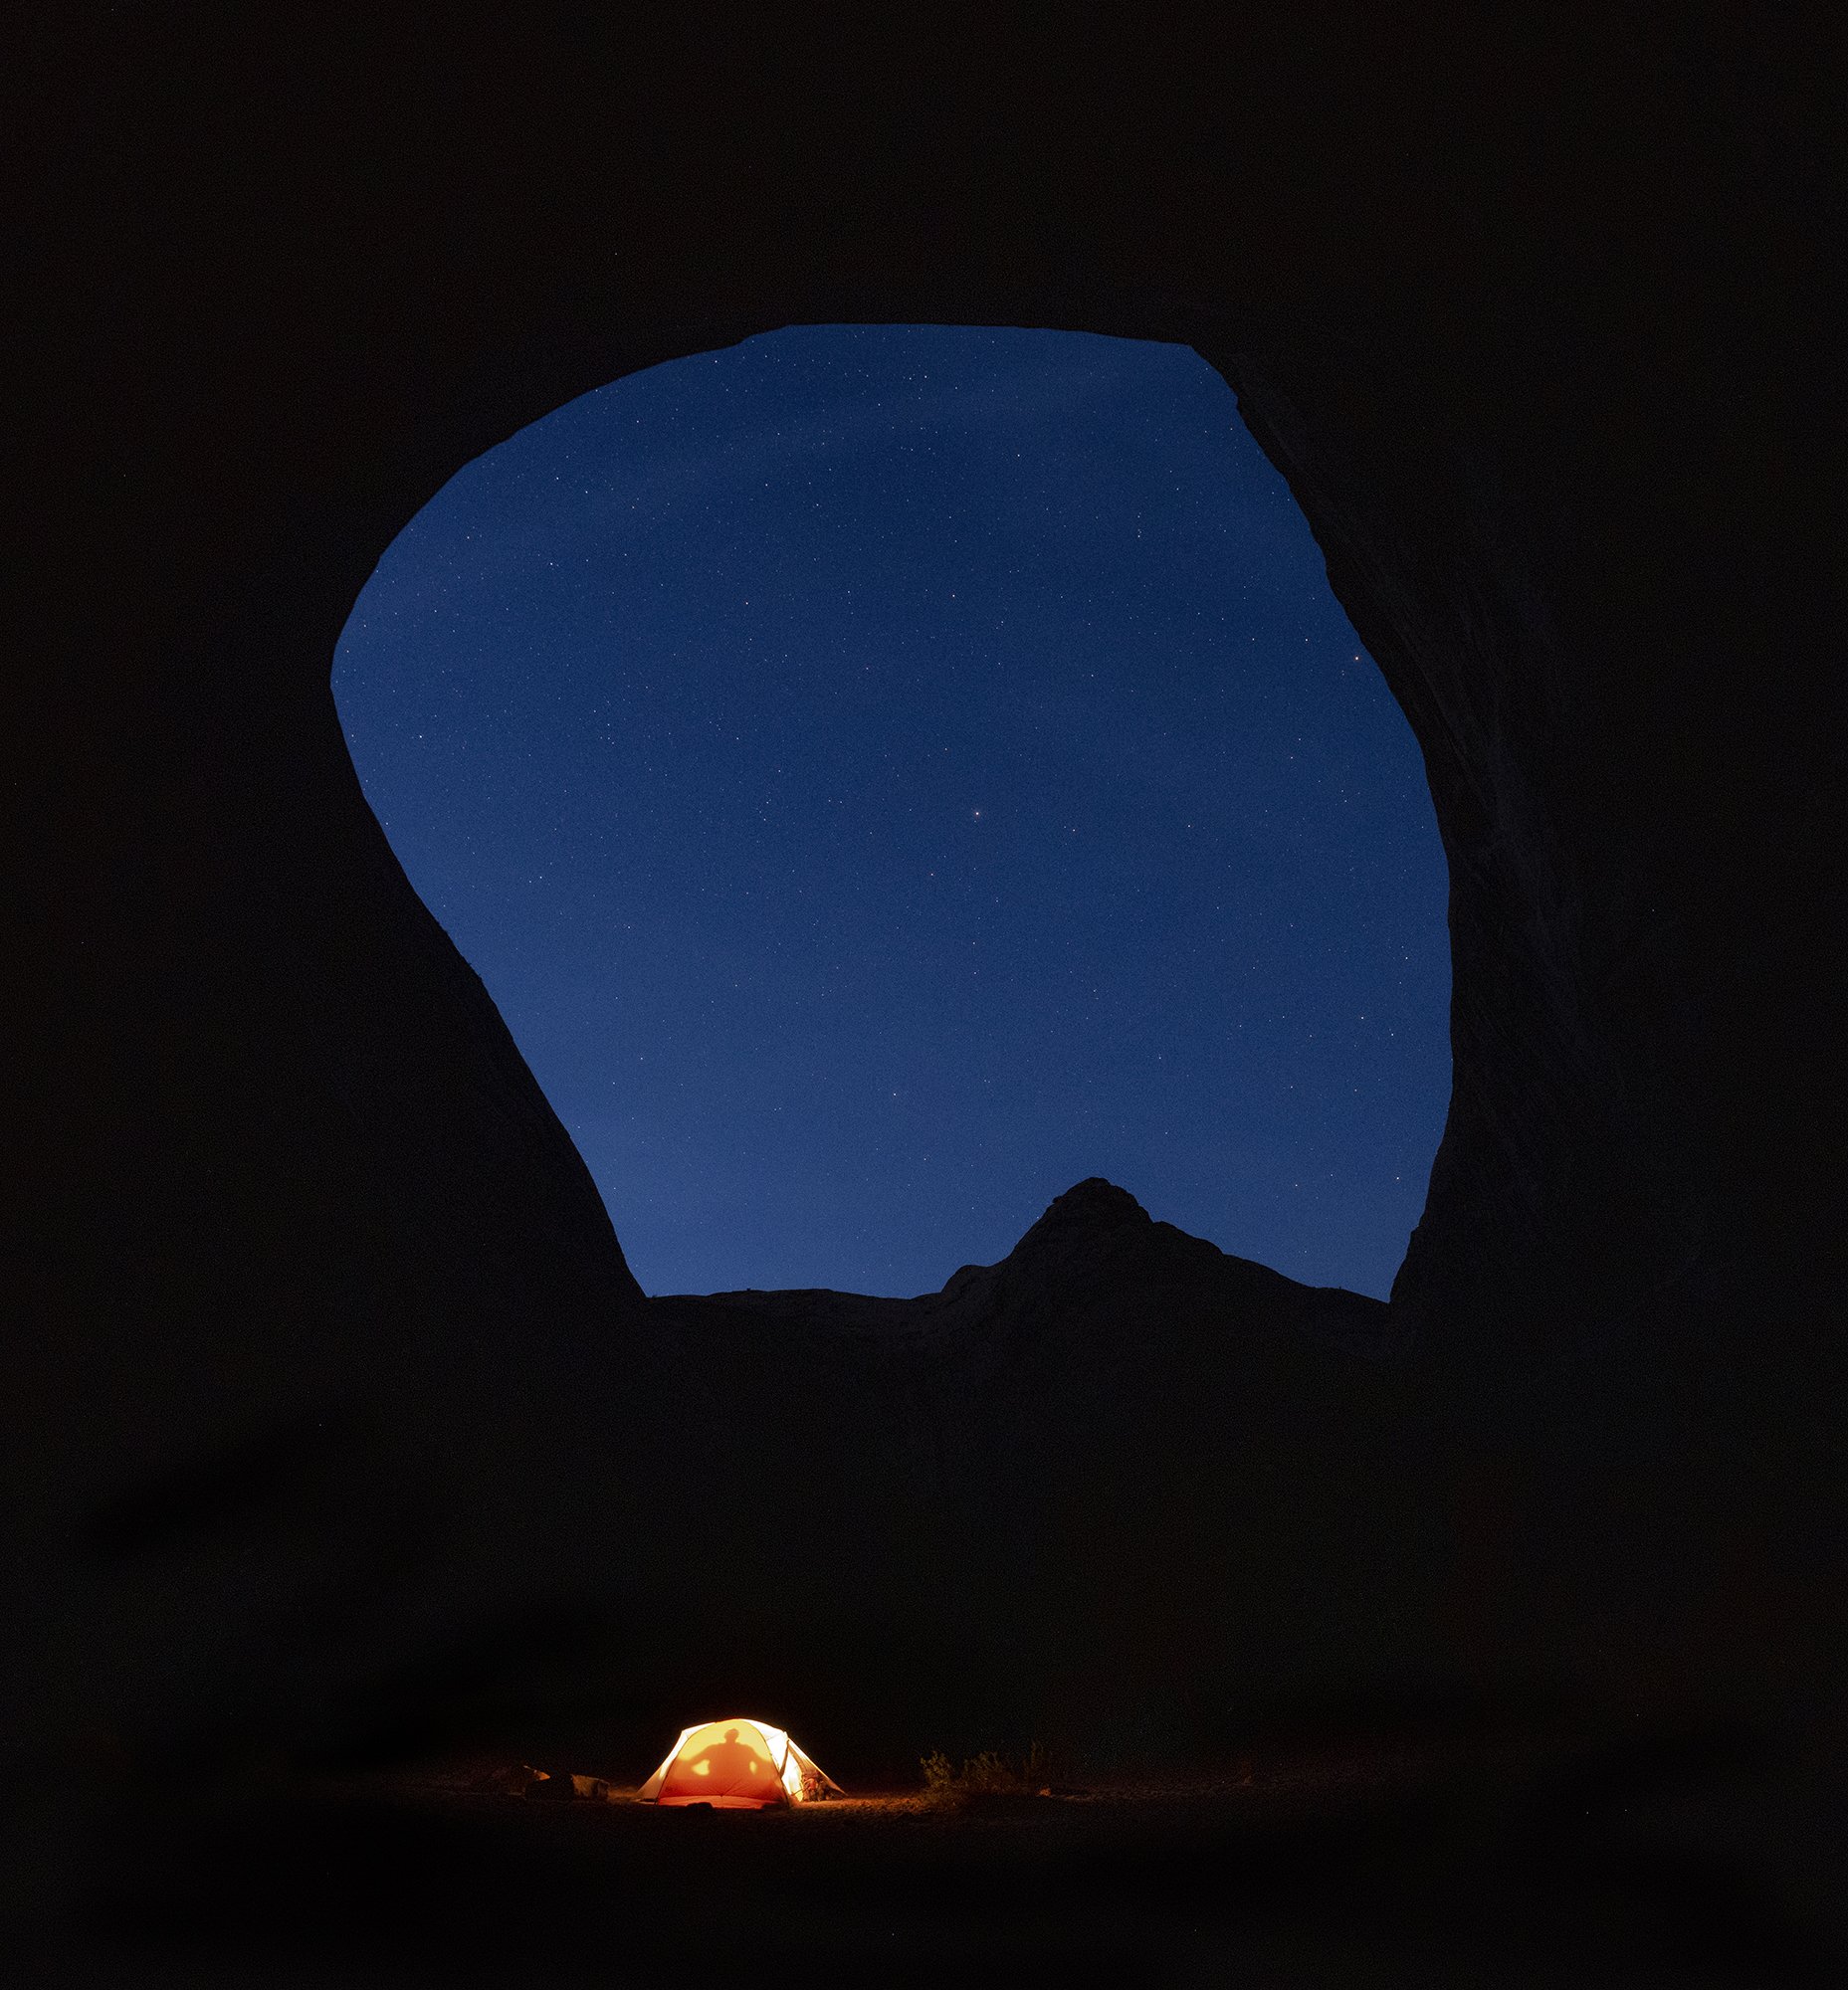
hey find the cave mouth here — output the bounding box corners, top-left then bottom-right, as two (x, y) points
(332, 324), (1450, 1301)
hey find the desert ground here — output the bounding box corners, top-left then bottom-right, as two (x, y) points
(17, 1718), (1824, 1988)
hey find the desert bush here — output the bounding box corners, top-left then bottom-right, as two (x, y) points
(920, 1749), (957, 1792)
(918, 1740), (1064, 1797)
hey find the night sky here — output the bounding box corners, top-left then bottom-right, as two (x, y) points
(333, 326), (1449, 1299)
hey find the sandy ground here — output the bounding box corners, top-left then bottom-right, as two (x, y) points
(12, 1735), (1834, 1986)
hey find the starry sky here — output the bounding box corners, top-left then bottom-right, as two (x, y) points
(333, 325), (1450, 1299)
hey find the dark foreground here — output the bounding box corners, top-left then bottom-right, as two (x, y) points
(17, 1729), (1835, 1989)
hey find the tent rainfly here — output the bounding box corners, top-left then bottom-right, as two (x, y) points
(638, 1718), (842, 1808)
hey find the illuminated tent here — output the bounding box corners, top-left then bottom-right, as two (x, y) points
(638, 1718), (841, 1809)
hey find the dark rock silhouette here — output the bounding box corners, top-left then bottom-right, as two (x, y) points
(647, 1180), (1411, 1761)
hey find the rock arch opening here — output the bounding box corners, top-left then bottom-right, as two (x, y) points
(333, 325), (1450, 1299)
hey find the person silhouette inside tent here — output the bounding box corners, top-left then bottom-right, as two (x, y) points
(684, 1727), (770, 1798)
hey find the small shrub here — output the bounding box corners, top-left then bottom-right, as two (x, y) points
(918, 1740), (1068, 1799)
(959, 1750), (1012, 1793)
(920, 1749), (957, 1792)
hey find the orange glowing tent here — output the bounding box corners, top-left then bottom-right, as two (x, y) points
(638, 1718), (842, 1808)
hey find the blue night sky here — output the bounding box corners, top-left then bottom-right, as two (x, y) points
(333, 326), (1450, 1299)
